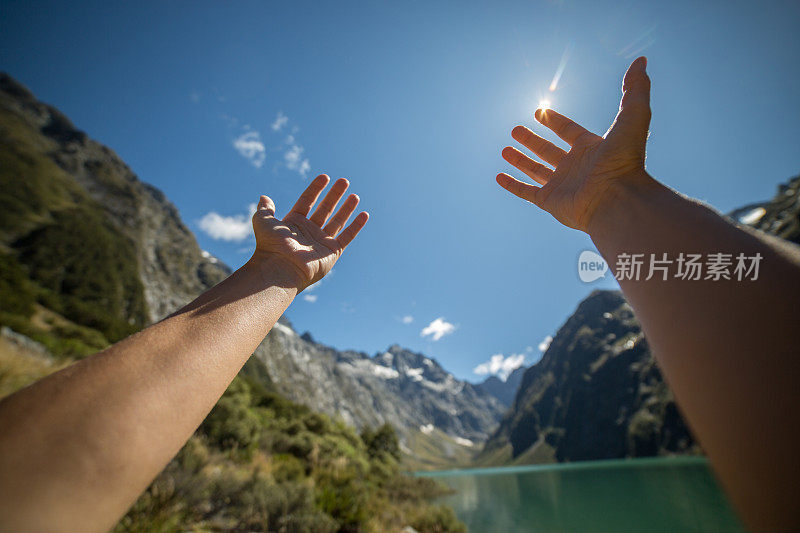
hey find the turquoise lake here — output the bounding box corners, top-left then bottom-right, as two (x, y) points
(418, 457), (745, 532)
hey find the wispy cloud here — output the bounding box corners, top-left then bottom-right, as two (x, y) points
(221, 110), (310, 177)
(271, 111), (288, 131)
(473, 353), (526, 381)
(420, 317), (456, 341)
(233, 130), (266, 168)
(303, 294), (318, 303)
(618, 25), (657, 59)
(198, 203), (256, 242)
(284, 135), (311, 178)
(402, 315), (414, 324)
(189, 91), (200, 104)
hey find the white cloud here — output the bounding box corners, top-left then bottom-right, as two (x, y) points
(233, 130), (266, 168)
(402, 315), (414, 324)
(420, 317), (456, 341)
(303, 294), (318, 303)
(473, 353), (526, 381)
(271, 111), (288, 131)
(284, 137), (311, 178)
(538, 335), (553, 352)
(198, 210), (252, 241)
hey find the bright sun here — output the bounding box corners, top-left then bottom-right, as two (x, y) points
(538, 99), (551, 111)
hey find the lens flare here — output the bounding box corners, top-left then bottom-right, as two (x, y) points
(548, 42), (574, 92)
(538, 99), (551, 111)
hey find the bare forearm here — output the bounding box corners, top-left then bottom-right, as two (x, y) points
(0, 255), (299, 532)
(589, 172), (800, 531)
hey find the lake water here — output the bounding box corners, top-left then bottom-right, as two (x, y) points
(418, 457), (745, 532)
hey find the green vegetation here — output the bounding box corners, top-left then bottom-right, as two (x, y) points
(0, 100), (148, 350)
(0, 251), (111, 358)
(15, 206), (147, 342)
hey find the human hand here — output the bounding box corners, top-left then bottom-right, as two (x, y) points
(497, 57), (652, 232)
(251, 174), (369, 290)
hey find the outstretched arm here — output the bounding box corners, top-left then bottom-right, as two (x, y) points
(0, 175), (368, 533)
(498, 58), (800, 532)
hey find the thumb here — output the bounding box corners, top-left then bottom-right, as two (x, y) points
(256, 195), (276, 216)
(609, 56), (652, 139)
(622, 56), (650, 99)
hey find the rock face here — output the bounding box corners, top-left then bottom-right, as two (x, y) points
(256, 322), (505, 443)
(0, 73), (503, 461)
(479, 291), (696, 465)
(729, 175), (800, 245)
(0, 72), (230, 325)
(479, 174), (800, 466)
(476, 366), (526, 407)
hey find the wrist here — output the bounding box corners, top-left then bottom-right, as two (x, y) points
(248, 251), (308, 292)
(585, 170), (659, 239)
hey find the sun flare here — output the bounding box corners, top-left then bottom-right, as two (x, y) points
(538, 99), (551, 111)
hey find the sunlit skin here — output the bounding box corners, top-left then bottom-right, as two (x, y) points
(253, 174), (369, 289)
(0, 176), (367, 533)
(498, 57), (800, 532)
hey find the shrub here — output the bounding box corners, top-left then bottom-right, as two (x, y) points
(14, 206), (147, 342)
(0, 252), (36, 317)
(199, 378), (262, 451)
(361, 423), (401, 462)
(410, 504), (467, 533)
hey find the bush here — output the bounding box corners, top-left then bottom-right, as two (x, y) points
(199, 378), (262, 451)
(410, 504), (467, 533)
(14, 206), (147, 342)
(0, 252), (36, 317)
(315, 465), (370, 531)
(362, 423), (401, 462)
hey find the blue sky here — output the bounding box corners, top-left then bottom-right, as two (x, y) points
(2, 0), (799, 382)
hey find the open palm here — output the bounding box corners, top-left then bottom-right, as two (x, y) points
(497, 57), (652, 232)
(252, 175), (369, 289)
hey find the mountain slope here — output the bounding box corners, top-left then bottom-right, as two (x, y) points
(476, 366), (526, 407)
(0, 72), (230, 333)
(478, 290), (696, 466)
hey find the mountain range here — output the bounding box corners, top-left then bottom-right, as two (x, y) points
(252, 322), (506, 466)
